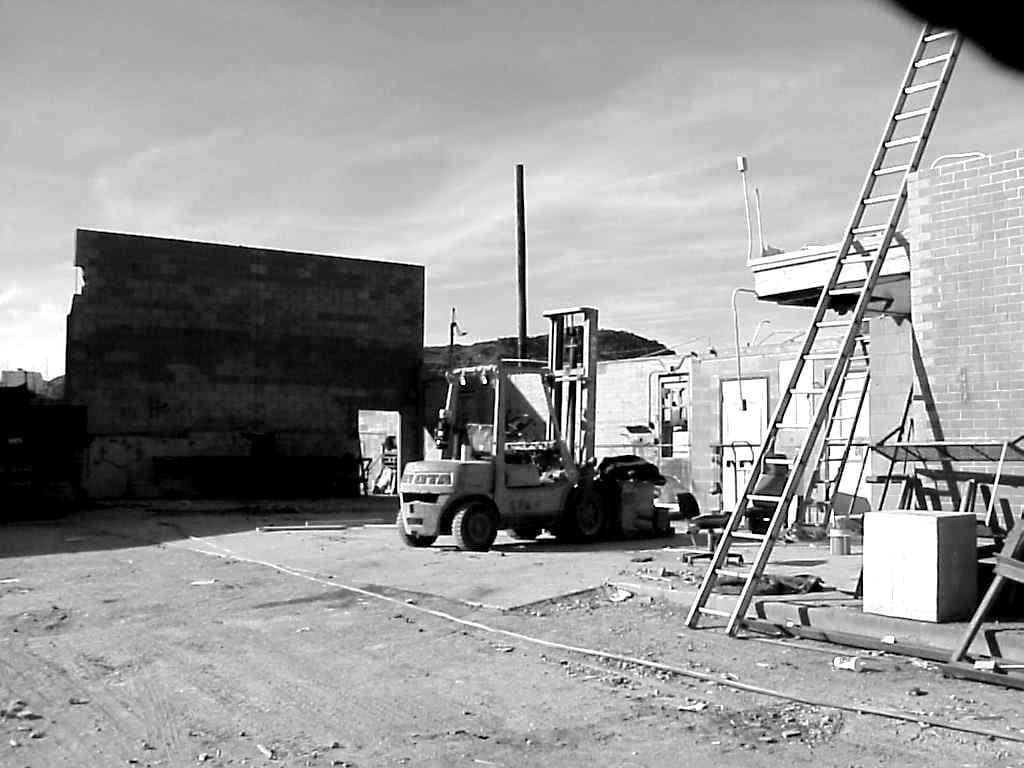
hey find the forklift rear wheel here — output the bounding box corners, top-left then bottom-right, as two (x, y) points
(396, 514), (437, 548)
(452, 502), (499, 552)
(509, 527), (542, 540)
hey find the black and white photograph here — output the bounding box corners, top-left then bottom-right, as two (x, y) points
(3, 2), (1024, 766)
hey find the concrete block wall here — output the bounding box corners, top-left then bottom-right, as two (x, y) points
(593, 357), (670, 452)
(867, 315), (915, 507)
(907, 150), (1024, 439)
(688, 343), (806, 515)
(66, 230), (424, 498)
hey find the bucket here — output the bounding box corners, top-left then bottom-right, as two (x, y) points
(829, 529), (851, 556)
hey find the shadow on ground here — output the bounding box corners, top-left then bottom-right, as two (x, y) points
(0, 496), (400, 560)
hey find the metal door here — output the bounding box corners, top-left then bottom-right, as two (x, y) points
(720, 377), (768, 512)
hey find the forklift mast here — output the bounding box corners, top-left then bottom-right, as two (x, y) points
(543, 307), (598, 468)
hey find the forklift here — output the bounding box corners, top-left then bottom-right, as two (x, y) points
(397, 307), (672, 551)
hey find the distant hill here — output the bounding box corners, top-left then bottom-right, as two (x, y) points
(424, 330), (673, 373)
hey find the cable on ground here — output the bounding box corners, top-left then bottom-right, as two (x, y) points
(174, 535), (1024, 746)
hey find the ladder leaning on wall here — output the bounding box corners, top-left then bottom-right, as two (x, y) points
(810, 331), (872, 527)
(685, 24), (963, 637)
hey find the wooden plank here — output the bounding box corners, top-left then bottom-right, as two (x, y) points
(916, 467), (1024, 489)
(940, 662), (1024, 690)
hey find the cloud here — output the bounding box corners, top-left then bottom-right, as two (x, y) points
(4, 1), (1024, 363)
(0, 297), (67, 376)
(0, 286), (20, 306)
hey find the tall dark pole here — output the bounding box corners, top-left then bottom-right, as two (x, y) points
(448, 307), (456, 371)
(515, 163), (527, 360)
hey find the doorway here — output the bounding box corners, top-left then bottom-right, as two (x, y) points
(358, 410), (400, 495)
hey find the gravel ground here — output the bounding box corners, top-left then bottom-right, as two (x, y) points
(2, 506), (1023, 767)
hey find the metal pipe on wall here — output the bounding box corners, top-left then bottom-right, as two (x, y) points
(732, 287), (758, 411)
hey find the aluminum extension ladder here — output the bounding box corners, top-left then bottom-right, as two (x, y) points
(685, 24), (962, 636)
(812, 332), (871, 527)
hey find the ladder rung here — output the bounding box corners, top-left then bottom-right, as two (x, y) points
(698, 606), (731, 618)
(905, 80), (941, 94)
(805, 351), (839, 359)
(717, 568), (751, 580)
(894, 107), (930, 121)
(776, 424), (807, 430)
(852, 224), (889, 235)
(880, 137), (921, 151)
(842, 255), (875, 264)
(923, 30), (956, 42)
(732, 531), (766, 542)
(863, 193), (900, 205)
(816, 319), (852, 328)
(764, 457), (793, 466)
(837, 394), (865, 401)
(828, 287), (864, 296)
(875, 162), (911, 175)
(867, 474), (912, 483)
(747, 494), (782, 504)
(914, 53), (952, 68)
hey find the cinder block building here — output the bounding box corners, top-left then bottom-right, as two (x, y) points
(533, 147), (1024, 521)
(750, 147), (1024, 513)
(419, 338), (813, 518)
(66, 229), (424, 499)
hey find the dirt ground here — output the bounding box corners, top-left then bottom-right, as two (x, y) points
(2, 499), (1023, 768)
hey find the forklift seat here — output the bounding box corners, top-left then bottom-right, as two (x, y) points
(465, 423), (494, 457)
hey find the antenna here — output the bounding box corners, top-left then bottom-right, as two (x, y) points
(736, 155), (753, 262)
(754, 187), (766, 257)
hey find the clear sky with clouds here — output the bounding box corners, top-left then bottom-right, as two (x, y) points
(2, 0), (1023, 376)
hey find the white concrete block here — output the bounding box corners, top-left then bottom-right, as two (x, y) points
(863, 510), (977, 622)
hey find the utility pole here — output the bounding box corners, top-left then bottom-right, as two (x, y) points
(515, 163), (527, 360)
(448, 307), (458, 371)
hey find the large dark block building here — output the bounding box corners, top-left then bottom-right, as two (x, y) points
(66, 229), (424, 498)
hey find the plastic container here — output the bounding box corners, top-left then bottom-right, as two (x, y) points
(829, 528), (851, 555)
(832, 655), (872, 672)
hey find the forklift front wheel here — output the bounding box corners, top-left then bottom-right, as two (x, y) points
(574, 494), (607, 541)
(554, 490), (607, 543)
(452, 502), (499, 552)
(396, 514), (437, 548)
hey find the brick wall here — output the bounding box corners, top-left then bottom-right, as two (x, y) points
(66, 229), (424, 497)
(907, 149), (1024, 439)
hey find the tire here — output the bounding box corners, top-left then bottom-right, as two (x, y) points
(555, 489), (607, 543)
(452, 502), (499, 552)
(396, 513), (437, 548)
(676, 492), (700, 520)
(509, 526), (542, 540)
